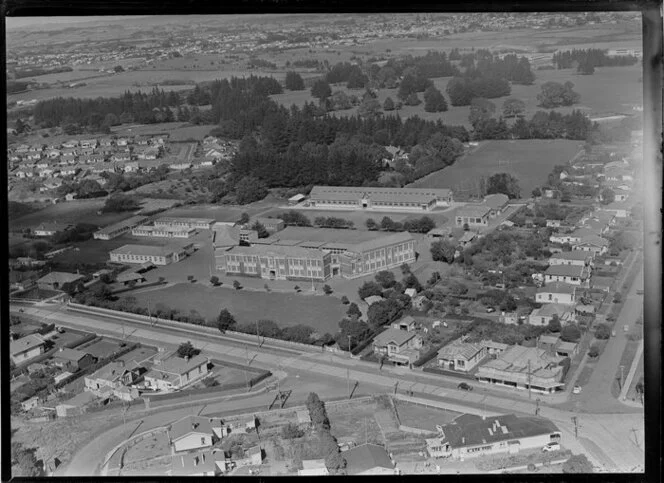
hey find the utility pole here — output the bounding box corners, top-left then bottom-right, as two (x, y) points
(631, 428), (640, 449)
(619, 365), (625, 390)
(347, 335), (352, 356)
(244, 345), (249, 390)
(527, 359), (532, 400)
(347, 367), (350, 399)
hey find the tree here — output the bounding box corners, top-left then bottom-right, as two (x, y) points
(532, 187), (542, 198)
(323, 284), (333, 295)
(113, 65), (124, 73)
(375, 270), (396, 288)
(233, 280), (242, 290)
(537, 81), (580, 108)
(562, 454), (594, 473)
(251, 221), (270, 238)
(502, 98), (526, 118)
(595, 323), (611, 340)
(588, 343), (600, 358)
(469, 98), (496, 127)
(340, 295), (350, 305)
(430, 239), (456, 263)
(547, 316), (562, 333)
(486, 172), (521, 199)
(176, 341), (200, 358)
(577, 58), (595, 75)
(635, 378), (644, 403)
(210, 276), (219, 286)
(217, 309), (237, 332)
(11, 442), (43, 477)
(403, 273), (422, 292)
(358, 97), (382, 119)
(423, 86), (448, 112)
(560, 323), (581, 343)
(400, 263), (411, 275)
(600, 188), (615, 205)
(102, 193), (142, 213)
(306, 392), (330, 430)
(404, 92), (421, 106)
(358, 281), (383, 300)
(311, 79), (332, 100)
(365, 218), (379, 231)
(285, 71), (305, 90)
(281, 422), (305, 439)
(235, 176), (268, 204)
(346, 303), (362, 320)
(383, 97), (395, 111)
(238, 212), (250, 225)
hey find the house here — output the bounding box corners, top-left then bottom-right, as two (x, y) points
(169, 162), (192, 170)
(437, 336), (487, 372)
(476, 345), (566, 393)
(599, 202), (630, 218)
(100, 137), (114, 147)
(528, 304), (573, 326)
(483, 193), (509, 217)
(84, 361), (142, 394)
(170, 450), (228, 477)
(123, 161), (139, 173)
(572, 235), (609, 256)
(169, 415), (216, 453)
(543, 265), (590, 286)
(116, 270), (147, 285)
(372, 328), (423, 366)
(498, 312), (519, 325)
(536, 282), (577, 305)
(425, 413), (561, 460)
(481, 340), (509, 356)
(591, 276), (614, 293)
(34, 222), (71, 237)
(391, 315), (416, 332)
(299, 459), (329, 476)
(62, 140), (79, 148)
(548, 250), (593, 267)
(55, 391), (100, 418)
(546, 219), (563, 228)
(458, 231), (476, 247)
(10, 334), (45, 365)
(113, 386), (140, 401)
(538, 334), (560, 352)
(116, 137), (130, 146)
(143, 354), (210, 391)
(343, 443), (396, 475)
(21, 396), (42, 412)
(226, 416), (257, 434)
(112, 153), (131, 163)
(404, 287), (418, 298)
(36, 271), (85, 292)
(288, 193), (306, 205)
(52, 348), (97, 372)
(455, 204), (491, 228)
(555, 341), (578, 358)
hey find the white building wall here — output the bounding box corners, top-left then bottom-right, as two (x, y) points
(173, 434), (213, 453)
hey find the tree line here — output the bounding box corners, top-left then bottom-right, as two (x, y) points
(553, 48), (639, 72)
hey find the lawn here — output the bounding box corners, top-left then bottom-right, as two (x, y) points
(125, 283), (347, 334)
(77, 337), (125, 360)
(394, 400), (461, 430)
(409, 139), (583, 199)
(328, 400), (385, 446)
(9, 199), (134, 231)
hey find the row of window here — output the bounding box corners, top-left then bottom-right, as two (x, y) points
(457, 216), (486, 224)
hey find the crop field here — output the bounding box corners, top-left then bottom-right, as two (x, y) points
(409, 139), (583, 198)
(125, 283), (346, 333)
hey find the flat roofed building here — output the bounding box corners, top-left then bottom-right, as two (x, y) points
(425, 413), (561, 460)
(94, 216), (150, 240)
(224, 245), (331, 281)
(131, 224), (196, 239)
(455, 205), (492, 227)
(309, 185), (453, 212)
(110, 243), (193, 266)
(154, 217), (215, 230)
(341, 231), (416, 279)
(477, 346), (566, 394)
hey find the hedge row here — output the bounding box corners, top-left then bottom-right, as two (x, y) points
(351, 325), (389, 356)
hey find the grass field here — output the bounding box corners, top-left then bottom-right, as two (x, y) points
(328, 401), (385, 446)
(125, 283), (346, 333)
(409, 139), (583, 198)
(9, 199), (133, 231)
(110, 122), (217, 142)
(394, 401), (461, 430)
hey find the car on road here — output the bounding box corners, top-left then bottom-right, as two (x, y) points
(458, 382), (473, 391)
(486, 307), (496, 313)
(572, 385), (582, 394)
(542, 442), (561, 452)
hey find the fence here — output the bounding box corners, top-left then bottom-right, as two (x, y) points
(422, 366), (476, 380)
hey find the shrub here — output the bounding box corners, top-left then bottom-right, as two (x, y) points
(588, 344), (600, 358)
(281, 422), (305, 439)
(594, 323), (611, 340)
(340, 295), (350, 305)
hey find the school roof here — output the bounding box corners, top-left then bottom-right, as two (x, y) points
(155, 217), (215, 225)
(549, 251), (592, 261)
(455, 204), (492, 218)
(347, 231), (414, 254)
(373, 328), (419, 348)
(544, 265), (587, 277)
(170, 415), (215, 441)
(483, 193), (509, 210)
(537, 282), (577, 295)
(37, 271), (85, 285)
(434, 413), (559, 449)
(95, 216), (150, 235)
(10, 334), (45, 356)
(35, 222), (70, 232)
(342, 443), (394, 475)
(437, 338), (485, 361)
(110, 244), (186, 257)
(310, 185), (451, 203)
(258, 226), (396, 247)
(226, 244), (326, 260)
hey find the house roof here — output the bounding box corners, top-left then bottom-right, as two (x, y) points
(170, 415), (215, 441)
(483, 193), (509, 210)
(110, 244), (186, 257)
(116, 271), (146, 283)
(35, 222), (69, 233)
(556, 341), (578, 352)
(170, 449), (225, 476)
(53, 348), (89, 363)
(437, 338), (484, 361)
(88, 361), (133, 383)
(60, 390), (98, 408)
(10, 334), (44, 356)
(481, 340), (509, 351)
(459, 232), (476, 243)
(343, 443), (393, 475)
(575, 235), (609, 247)
(435, 413), (559, 449)
(212, 224), (241, 247)
(481, 345), (564, 377)
(149, 354), (209, 378)
(373, 328), (418, 348)
(37, 271), (85, 286)
(575, 304), (596, 314)
(549, 251), (592, 261)
(544, 265), (587, 277)
(226, 244), (325, 260)
(537, 282), (577, 295)
(456, 204), (492, 218)
(538, 334), (560, 345)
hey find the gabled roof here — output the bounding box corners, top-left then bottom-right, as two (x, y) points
(348, 231), (414, 254)
(574, 235), (609, 247)
(549, 251), (592, 261)
(343, 443), (393, 475)
(537, 282), (577, 295)
(531, 303), (569, 317)
(373, 328), (418, 348)
(149, 354), (209, 378)
(170, 449), (225, 476)
(456, 204), (492, 218)
(170, 415), (216, 441)
(53, 348), (90, 363)
(37, 271), (85, 285)
(10, 334), (44, 356)
(212, 224), (241, 247)
(437, 338), (484, 361)
(544, 265), (587, 277)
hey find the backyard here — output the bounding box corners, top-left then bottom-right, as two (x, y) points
(327, 399), (385, 446)
(394, 400), (461, 430)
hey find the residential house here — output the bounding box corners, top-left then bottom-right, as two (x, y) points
(169, 450), (228, 477)
(547, 251), (593, 267)
(84, 361), (142, 394)
(528, 304), (574, 326)
(481, 340), (509, 356)
(112, 152), (131, 163)
(404, 287), (418, 298)
(113, 386), (140, 401)
(498, 312), (519, 325)
(425, 413), (561, 460)
(143, 354), (210, 391)
(169, 415), (217, 453)
(572, 235), (609, 256)
(343, 443), (396, 475)
(299, 459), (329, 476)
(543, 265), (590, 286)
(38, 167), (56, 178)
(79, 147), (95, 156)
(47, 149), (61, 159)
(116, 137), (130, 146)
(203, 135), (220, 145)
(123, 162), (140, 173)
(226, 416), (257, 435)
(591, 276), (614, 293)
(476, 345), (566, 393)
(21, 396), (42, 412)
(436, 336), (486, 372)
(538, 334), (560, 352)
(412, 295), (430, 311)
(536, 282), (577, 305)
(10, 334), (45, 365)
(546, 219), (563, 228)
(62, 140), (79, 148)
(372, 328), (423, 366)
(599, 202), (630, 218)
(135, 135), (151, 146)
(364, 295), (385, 306)
(458, 231), (477, 248)
(169, 161), (192, 170)
(36, 271), (85, 291)
(100, 137), (114, 147)
(555, 341), (578, 358)
(52, 348), (97, 372)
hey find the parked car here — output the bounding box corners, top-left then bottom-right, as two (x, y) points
(542, 442), (561, 452)
(486, 307), (496, 313)
(458, 382), (473, 391)
(572, 385), (582, 394)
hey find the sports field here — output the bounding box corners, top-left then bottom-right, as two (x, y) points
(408, 139), (583, 198)
(9, 199), (134, 230)
(125, 283), (346, 334)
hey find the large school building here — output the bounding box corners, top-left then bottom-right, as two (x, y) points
(308, 186), (453, 212)
(215, 226), (416, 281)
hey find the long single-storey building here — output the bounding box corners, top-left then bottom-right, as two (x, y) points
(94, 216), (150, 240)
(455, 205), (492, 228)
(308, 186), (453, 212)
(131, 224), (196, 239)
(153, 217), (215, 230)
(109, 243), (193, 266)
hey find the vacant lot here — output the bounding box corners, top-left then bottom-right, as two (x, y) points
(328, 400), (385, 446)
(394, 401), (461, 430)
(125, 283), (346, 334)
(409, 139), (582, 198)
